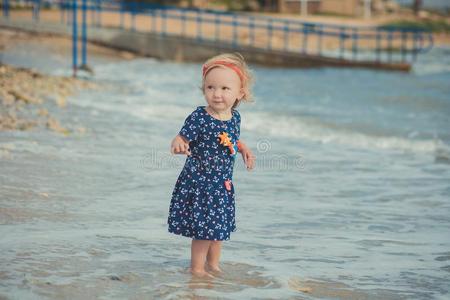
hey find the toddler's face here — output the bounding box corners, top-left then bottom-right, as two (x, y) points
(203, 67), (244, 113)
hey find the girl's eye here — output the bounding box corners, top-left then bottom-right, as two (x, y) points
(207, 86), (213, 89)
(222, 87), (229, 90)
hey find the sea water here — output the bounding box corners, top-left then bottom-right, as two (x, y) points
(1, 44), (450, 299)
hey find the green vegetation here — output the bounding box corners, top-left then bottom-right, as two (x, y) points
(379, 19), (450, 33)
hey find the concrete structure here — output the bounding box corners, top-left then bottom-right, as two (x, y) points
(0, 18), (411, 71)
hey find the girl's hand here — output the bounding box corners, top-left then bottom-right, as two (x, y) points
(170, 135), (191, 156)
(238, 141), (255, 170)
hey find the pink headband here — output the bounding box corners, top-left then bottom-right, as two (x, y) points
(202, 60), (245, 84)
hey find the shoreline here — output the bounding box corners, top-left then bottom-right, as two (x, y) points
(0, 26), (143, 135)
(1, 16), (449, 134)
(0, 62), (96, 134)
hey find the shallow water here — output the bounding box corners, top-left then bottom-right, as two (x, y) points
(1, 43), (450, 299)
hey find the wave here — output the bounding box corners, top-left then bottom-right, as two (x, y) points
(71, 92), (449, 156)
(244, 110), (449, 155)
(413, 46), (450, 76)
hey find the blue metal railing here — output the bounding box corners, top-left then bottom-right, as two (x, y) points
(2, 0), (434, 64)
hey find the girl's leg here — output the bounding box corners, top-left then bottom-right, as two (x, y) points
(206, 241), (223, 272)
(190, 239), (214, 278)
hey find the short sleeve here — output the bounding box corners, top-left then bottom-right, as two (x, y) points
(234, 110), (241, 140)
(179, 109), (201, 142)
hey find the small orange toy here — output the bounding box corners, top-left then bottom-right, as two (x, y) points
(218, 132), (236, 155)
(218, 132), (232, 146)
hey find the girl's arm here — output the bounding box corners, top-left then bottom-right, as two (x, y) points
(171, 134), (191, 156)
(237, 140), (255, 170)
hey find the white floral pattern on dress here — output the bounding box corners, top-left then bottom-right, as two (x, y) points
(168, 106), (241, 241)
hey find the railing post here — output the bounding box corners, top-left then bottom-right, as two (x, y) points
(284, 20), (289, 51)
(120, 0), (124, 29)
(3, 0), (9, 18)
(412, 31), (418, 61)
(162, 8), (167, 36)
(151, 9), (157, 33)
(60, 0), (65, 24)
(352, 27), (357, 60)
(214, 12), (220, 41)
(387, 30), (393, 63)
(250, 16), (255, 47)
(89, 0), (94, 25)
(401, 29), (406, 62)
(339, 26), (345, 59)
(72, 0), (78, 77)
(181, 10), (186, 36)
(67, 0), (72, 26)
(33, 0), (40, 22)
(427, 32), (434, 51)
(267, 18), (273, 50)
(376, 30), (381, 63)
(317, 24), (323, 56)
(232, 14), (238, 48)
(196, 9), (202, 41)
(302, 24), (309, 54)
(132, 0), (137, 32)
(96, 0), (101, 27)
(81, 0), (87, 67)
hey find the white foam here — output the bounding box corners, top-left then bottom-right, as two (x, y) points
(412, 46), (450, 76)
(243, 110), (448, 154)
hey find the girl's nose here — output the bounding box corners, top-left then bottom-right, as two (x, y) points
(213, 89), (221, 97)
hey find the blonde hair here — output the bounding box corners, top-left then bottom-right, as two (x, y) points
(200, 52), (254, 110)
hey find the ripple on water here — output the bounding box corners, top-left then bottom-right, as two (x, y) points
(434, 253), (450, 262)
(356, 239), (426, 248)
(288, 276), (411, 299)
(151, 261), (281, 299)
(367, 223), (407, 233)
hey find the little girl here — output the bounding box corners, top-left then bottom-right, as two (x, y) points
(168, 53), (255, 278)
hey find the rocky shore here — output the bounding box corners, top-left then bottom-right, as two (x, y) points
(0, 27), (135, 136)
(0, 63), (96, 134)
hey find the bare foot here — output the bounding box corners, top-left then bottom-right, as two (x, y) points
(297, 286), (312, 293)
(206, 263), (223, 274)
(188, 267), (216, 279)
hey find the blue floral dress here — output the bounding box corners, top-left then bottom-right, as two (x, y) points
(168, 105), (241, 241)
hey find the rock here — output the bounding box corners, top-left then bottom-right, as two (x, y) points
(37, 108), (49, 116)
(46, 116), (70, 135)
(55, 96), (66, 108)
(120, 51), (135, 60)
(9, 90), (42, 104)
